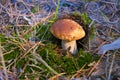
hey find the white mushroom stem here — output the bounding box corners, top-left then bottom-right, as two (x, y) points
(62, 40), (78, 54)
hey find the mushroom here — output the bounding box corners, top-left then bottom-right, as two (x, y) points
(50, 19), (85, 54)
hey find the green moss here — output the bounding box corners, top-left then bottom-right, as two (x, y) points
(31, 7), (38, 13)
(0, 34), (6, 42)
(4, 46), (20, 60)
(34, 42), (95, 78)
(80, 13), (91, 25)
(24, 32), (31, 40)
(28, 12), (96, 78)
(89, 25), (95, 39)
(80, 13), (95, 39)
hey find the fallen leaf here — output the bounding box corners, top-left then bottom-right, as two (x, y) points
(97, 38), (120, 54)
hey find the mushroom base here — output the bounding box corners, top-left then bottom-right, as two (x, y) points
(62, 40), (78, 54)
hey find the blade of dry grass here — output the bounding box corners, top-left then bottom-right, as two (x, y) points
(21, 41), (44, 59)
(105, 53), (109, 80)
(87, 53), (106, 77)
(31, 52), (58, 75)
(71, 64), (86, 78)
(0, 40), (8, 80)
(29, 45), (58, 75)
(108, 51), (116, 80)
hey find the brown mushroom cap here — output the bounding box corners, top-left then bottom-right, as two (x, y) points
(50, 19), (85, 41)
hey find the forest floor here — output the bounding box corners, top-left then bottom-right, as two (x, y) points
(0, 0), (120, 80)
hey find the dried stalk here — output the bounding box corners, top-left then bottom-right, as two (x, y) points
(0, 40), (8, 80)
